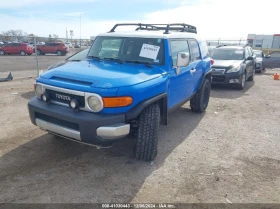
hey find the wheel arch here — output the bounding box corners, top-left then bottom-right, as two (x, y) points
(126, 92), (168, 126)
(198, 69), (212, 90)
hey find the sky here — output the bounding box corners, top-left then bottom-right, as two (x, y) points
(0, 0), (279, 39)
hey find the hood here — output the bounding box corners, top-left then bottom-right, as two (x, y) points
(212, 60), (243, 68)
(40, 60), (165, 88)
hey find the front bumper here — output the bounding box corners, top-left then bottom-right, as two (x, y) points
(28, 97), (130, 146)
(211, 71), (243, 85)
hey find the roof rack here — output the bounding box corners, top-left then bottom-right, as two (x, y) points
(108, 23), (197, 34)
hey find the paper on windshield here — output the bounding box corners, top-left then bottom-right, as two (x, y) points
(235, 50), (243, 54)
(139, 44), (160, 60)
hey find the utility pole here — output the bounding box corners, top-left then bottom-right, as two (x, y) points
(66, 28), (68, 42)
(80, 14), (81, 46)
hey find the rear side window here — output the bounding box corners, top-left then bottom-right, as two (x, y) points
(170, 40), (190, 66)
(189, 40), (201, 61)
(199, 41), (209, 58)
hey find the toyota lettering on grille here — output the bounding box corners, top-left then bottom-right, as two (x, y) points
(55, 93), (71, 101)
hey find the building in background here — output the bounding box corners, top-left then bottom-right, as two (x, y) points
(247, 34), (280, 50)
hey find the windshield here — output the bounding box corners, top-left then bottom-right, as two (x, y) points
(87, 36), (164, 65)
(211, 49), (244, 60)
(254, 51), (262, 58)
(67, 49), (89, 61)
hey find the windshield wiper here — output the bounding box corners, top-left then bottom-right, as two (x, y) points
(103, 57), (124, 64)
(125, 60), (153, 68)
(87, 56), (101, 61)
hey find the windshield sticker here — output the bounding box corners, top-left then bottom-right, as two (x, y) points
(235, 50), (243, 54)
(157, 39), (161, 43)
(139, 44), (160, 60)
(154, 59), (159, 63)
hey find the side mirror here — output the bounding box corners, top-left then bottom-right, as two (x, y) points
(247, 56), (253, 60)
(175, 52), (190, 75)
(176, 52), (190, 67)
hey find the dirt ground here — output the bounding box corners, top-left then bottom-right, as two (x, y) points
(0, 69), (280, 204)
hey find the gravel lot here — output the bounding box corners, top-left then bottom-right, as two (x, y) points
(0, 69), (280, 204)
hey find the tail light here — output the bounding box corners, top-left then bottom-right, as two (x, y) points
(210, 59), (214, 65)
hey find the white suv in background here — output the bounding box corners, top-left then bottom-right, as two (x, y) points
(64, 42), (73, 48)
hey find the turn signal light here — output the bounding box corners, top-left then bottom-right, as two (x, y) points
(102, 97), (133, 107)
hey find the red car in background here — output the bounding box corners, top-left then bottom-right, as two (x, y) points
(36, 42), (69, 56)
(0, 43), (34, 56)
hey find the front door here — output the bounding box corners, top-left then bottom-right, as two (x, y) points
(168, 39), (193, 109)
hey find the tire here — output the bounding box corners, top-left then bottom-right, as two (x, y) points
(41, 53), (46, 55)
(190, 78), (211, 113)
(0, 50), (5, 56)
(134, 103), (160, 161)
(236, 73), (246, 90)
(20, 50), (26, 56)
(56, 50), (62, 56)
(248, 68), (255, 81)
(36, 49), (42, 55)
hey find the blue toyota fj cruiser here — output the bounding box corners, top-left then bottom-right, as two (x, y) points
(28, 23), (213, 161)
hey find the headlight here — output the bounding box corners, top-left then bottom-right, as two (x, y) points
(227, 66), (241, 73)
(35, 84), (44, 98)
(87, 95), (103, 112)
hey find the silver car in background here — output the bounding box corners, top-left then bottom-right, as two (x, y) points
(253, 50), (265, 73)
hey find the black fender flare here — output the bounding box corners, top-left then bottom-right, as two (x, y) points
(126, 92), (168, 125)
(198, 69), (212, 90)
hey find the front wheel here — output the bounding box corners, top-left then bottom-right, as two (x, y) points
(236, 73), (246, 90)
(190, 79), (211, 113)
(134, 103), (160, 161)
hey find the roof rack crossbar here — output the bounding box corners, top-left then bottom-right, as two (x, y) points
(108, 23), (197, 34)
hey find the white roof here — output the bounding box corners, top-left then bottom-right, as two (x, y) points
(98, 30), (202, 40)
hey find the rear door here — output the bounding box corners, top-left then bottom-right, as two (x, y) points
(14, 43), (21, 54)
(168, 39), (194, 108)
(188, 39), (203, 93)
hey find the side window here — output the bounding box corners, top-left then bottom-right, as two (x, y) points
(170, 40), (190, 66)
(189, 40), (201, 61)
(244, 48), (249, 59)
(45, 43), (49, 46)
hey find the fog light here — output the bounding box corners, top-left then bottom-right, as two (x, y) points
(42, 94), (47, 101)
(229, 79), (239, 83)
(41, 93), (50, 103)
(70, 99), (79, 110)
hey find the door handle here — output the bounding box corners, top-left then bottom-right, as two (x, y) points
(190, 69), (196, 74)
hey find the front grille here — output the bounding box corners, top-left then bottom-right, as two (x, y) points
(212, 75), (225, 83)
(36, 113), (79, 131)
(46, 89), (85, 107)
(211, 68), (225, 75)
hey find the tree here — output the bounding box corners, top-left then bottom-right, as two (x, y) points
(1, 30), (28, 42)
(52, 34), (59, 41)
